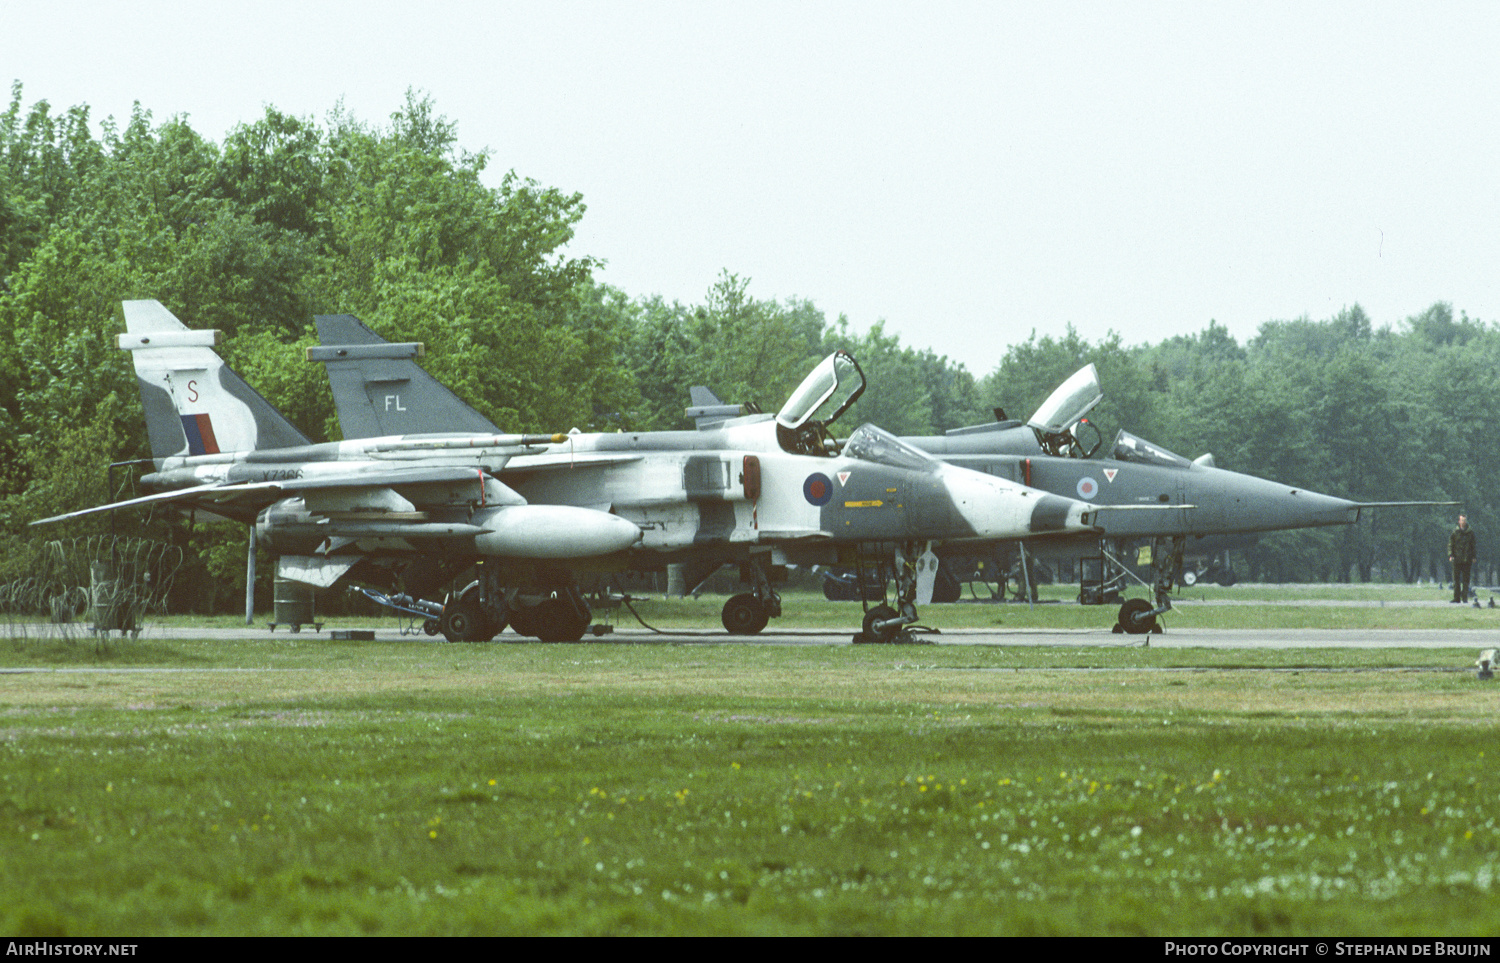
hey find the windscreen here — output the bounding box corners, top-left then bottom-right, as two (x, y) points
(843, 424), (939, 473)
(1111, 430), (1193, 469)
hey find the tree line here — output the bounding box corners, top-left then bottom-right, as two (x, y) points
(0, 83), (1488, 610)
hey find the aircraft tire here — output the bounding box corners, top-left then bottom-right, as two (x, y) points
(1181, 571), (1198, 587)
(422, 619), (441, 637)
(534, 596), (589, 643)
(507, 604), (540, 638)
(440, 598), (488, 643)
(1117, 598), (1157, 635)
(722, 593), (770, 635)
(861, 604), (901, 644)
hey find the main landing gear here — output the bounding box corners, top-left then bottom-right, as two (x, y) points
(721, 558), (781, 635)
(437, 564), (599, 643)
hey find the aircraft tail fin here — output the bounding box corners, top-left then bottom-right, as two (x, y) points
(118, 300), (311, 460)
(309, 314), (501, 439)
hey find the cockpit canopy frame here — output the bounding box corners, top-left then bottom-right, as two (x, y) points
(1026, 363), (1104, 458)
(776, 350), (866, 456)
(843, 423), (939, 473)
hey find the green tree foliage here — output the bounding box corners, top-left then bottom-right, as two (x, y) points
(982, 326), (1162, 447)
(0, 85), (626, 606)
(622, 272), (828, 430)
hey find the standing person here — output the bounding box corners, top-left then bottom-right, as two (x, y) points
(1449, 514), (1477, 603)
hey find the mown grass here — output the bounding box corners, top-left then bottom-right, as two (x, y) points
(1, 640), (1497, 935)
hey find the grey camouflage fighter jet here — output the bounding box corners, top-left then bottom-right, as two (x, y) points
(310, 314), (1128, 641)
(911, 365), (1450, 630)
(694, 362), (1452, 632)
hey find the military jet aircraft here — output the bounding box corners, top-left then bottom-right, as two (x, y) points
(310, 314), (1107, 642)
(696, 364), (1448, 633)
(34, 301), (646, 623)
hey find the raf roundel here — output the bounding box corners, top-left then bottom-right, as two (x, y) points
(1077, 476), (1099, 499)
(803, 472), (834, 506)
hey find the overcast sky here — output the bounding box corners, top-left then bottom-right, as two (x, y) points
(8, 1), (1500, 375)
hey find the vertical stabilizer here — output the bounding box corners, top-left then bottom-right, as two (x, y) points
(117, 300), (311, 460)
(310, 314), (500, 438)
(685, 385), (745, 430)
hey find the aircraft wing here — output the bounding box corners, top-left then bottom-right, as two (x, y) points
(31, 483), (284, 525)
(31, 466), (519, 526)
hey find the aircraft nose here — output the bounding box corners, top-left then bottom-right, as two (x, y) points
(1202, 470), (1361, 533)
(1028, 494), (1094, 533)
(941, 467), (1095, 539)
(1276, 489), (1361, 529)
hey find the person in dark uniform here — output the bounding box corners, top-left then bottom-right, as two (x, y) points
(1449, 514), (1476, 603)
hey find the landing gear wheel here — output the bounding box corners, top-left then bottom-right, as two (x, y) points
(534, 596), (589, 643)
(1181, 571), (1198, 587)
(441, 598), (489, 643)
(422, 619), (440, 637)
(860, 604), (901, 644)
(1117, 598), (1157, 635)
(722, 593), (770, 635)
(507, 604), (539, 638)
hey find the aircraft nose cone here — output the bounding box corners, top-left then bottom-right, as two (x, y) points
(1028, 494), (1092, 533)
(1233, 482), (1359, 532)
(1184, 467), (1361, 535)
(941, 466), (1095, 539)
(1282, 489), (1361, 528)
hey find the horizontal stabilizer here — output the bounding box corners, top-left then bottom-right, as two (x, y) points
(31, 466), (529, 526)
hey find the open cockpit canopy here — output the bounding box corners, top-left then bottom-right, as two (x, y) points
(776, 350), (864, 430)
(1026, 363), (1103, 435)
(776, 350), (865, 455)
(1026, 363), (1104, 457)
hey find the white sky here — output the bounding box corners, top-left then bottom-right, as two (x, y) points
(7, 0), (1500, 375)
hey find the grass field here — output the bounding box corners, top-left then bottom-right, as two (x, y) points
(1, 589), (1498, 936)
